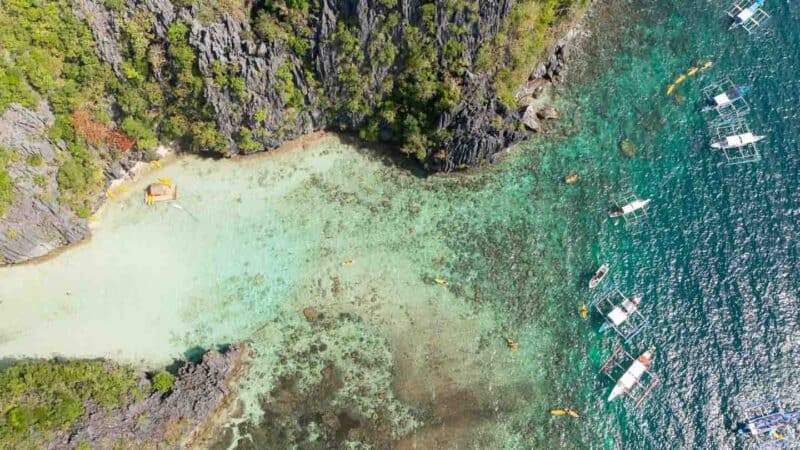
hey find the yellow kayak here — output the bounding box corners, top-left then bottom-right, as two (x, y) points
(702, 61), (713, 70)
(674, 74), (687, 85)
(666, 84), (676, 95)
(158, 177), (173, 186)
(435, 278), (449, 286)
(580, 304), (588, 319)
(342, 258), (354, 266)
(687, 67), (699, 76)
(550, 409), (580, 418)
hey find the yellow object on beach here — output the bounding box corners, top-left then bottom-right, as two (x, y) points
(687, 67), (699, 76)
(151, 160), (162, 168)
(106, 189), (116, 199)
(343, 258), (354, 266)
(580, 303), (588, 319)
(118, 185), (128, 193)
(434, 278), (448, 286)
(158, 177), (173, 186)
(550, 409), (580, 418)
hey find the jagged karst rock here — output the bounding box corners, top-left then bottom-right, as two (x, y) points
(0, 103), (90, 265)
(72, 0), (582, 170)
(521, 105), (541, 132)
(49, 345), (247, 449)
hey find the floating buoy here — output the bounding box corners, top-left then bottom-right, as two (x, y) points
(506, 337), (519, 351)
(343, 258), (354, 266)
(687, 67), (699, 76)
(434, 278), (448, 286)
(580, 303), (588, 319)
(550, 409), (580, 418)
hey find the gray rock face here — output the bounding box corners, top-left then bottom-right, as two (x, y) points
(0, 103), (90, 264)
(51, 345), (247, 450)
(72, 0), (580, 170)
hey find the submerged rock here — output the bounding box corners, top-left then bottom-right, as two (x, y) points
(620, 139), (638, 158)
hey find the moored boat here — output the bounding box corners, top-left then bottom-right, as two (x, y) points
(609, 199), (651, 218)
(599, 294), (642, 333)
(702, 85), (750, 112)
(710, 132), (765, 149)
(608, 346), (655, 401)
(730, 0), (765, 30)
(589, 264), (610, 289)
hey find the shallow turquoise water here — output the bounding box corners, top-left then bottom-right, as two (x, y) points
(1, 0), (799, 447)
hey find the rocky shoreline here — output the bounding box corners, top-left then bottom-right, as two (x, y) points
(0, 0), (582, 265)
(48, 345), (248, 450)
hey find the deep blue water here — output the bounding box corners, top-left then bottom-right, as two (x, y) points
(558, 0), (800, 447)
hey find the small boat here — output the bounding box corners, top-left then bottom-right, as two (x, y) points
(609, 199), (651, 218)
(589, 264), (610, 289)
(710, 132), (765, 149)
(599, 294), (642, 333)
(608, 346), (655, 402)
(702, 85), (750, 112)
(730, 0), (765, 30)
(579, 303), (588, 319)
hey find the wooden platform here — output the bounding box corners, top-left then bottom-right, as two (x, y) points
(145, 183), (177, 204)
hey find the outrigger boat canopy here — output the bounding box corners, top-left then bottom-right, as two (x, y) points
(710, 117), (764, 164)
(600, 346), (659, 407)
(591, 285), (648, 341)
(727, 0), (769, 33)
(704, 85), (750, 112)
(609, 193), (651, 226)
(735, 396), (800, 447)
(701, 78), (751, 120)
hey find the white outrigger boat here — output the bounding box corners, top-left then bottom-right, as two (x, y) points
(589, 264), (610, 289)
(710, 132), (765, 149)
(728, 0), (769, 33)
(609, 199), (651, 218)
(608, 346), (656, 402)
(598, 294), (642, 334)
(591, 287), (648, 341)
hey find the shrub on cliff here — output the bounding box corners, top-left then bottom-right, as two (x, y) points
(151, 370), (177, 394)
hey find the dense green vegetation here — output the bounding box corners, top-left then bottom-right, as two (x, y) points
(0, 360), (140, 447)
(0, 0), (110, 215)
(0, 0), (582, 221)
